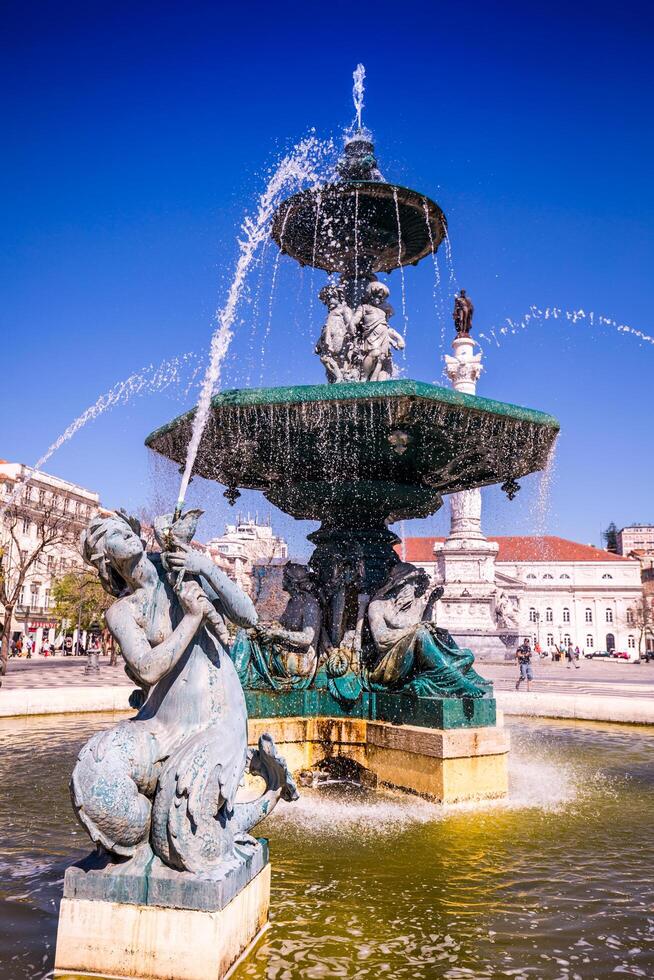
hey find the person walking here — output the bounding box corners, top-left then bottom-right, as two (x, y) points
(515, 637), (534, 691)
(566, 642), (580, 669)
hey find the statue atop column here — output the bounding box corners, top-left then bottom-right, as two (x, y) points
(453, 288), (474, 337)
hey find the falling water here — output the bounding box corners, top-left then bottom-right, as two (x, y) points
(392, 187), (409, 342)
(260, 206), (290, 384)
(423, 199), (447, 365)
(443, 229), (457, 294)
(352, 64), (366, 130)
(175, 136), (331, 515)
(534, 443), (557, 548)
(478, 305), (654, 349)
(1, 352), (203, 515)
(354, 188), (360, 287)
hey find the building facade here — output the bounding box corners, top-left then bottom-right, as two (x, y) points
(402, 535), (644, 655)
(0, 461), (101, 648)
(617, 524), (654, 556)
(205, 515), (288, 597)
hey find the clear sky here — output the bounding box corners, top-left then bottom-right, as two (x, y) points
(2, 0), (653, 557)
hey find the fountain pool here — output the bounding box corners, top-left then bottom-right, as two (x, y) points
(3, 714), (652, 979)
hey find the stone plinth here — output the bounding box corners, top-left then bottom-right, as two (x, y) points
(54, 847), (270, 980)
(247, 715), (509, 803)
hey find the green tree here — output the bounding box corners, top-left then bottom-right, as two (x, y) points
(51, 569), (115, 656)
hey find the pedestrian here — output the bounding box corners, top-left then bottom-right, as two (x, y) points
(574, 645), (581, 660)
(566, 642), (580, 669)
(515, 637), (534, 691)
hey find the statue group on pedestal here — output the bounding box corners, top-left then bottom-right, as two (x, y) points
(233, 556), (491, 702)
(316, 280), (405, 383)
(71, 506), (490, 882)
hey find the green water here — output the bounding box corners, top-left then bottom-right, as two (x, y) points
(1, 714), (652, 979)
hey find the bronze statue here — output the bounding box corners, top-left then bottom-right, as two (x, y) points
(453, 288), (474, 336)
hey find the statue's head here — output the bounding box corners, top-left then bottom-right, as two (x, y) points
(375, 561), (430, 602)
(80, 511), (146, 596)
(282, 562), (315, 596)
(460, 288), (467, 298)
(319, 284), (344, 310)
(366, 281), (390, 306)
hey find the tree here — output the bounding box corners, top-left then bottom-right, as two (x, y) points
(603, 522), (619, 554)
(626, 595), (654, 654)
(51, 568), (115, 651)
(0, 492), (80, 675)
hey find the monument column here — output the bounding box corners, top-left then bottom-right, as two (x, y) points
(433, 292), (519, 660)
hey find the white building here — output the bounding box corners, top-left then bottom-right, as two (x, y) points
(0, 461), (101, 647)
(205, 515), (288, 596)
(402, 534), (644, 655)
(617, 524), (654, 556)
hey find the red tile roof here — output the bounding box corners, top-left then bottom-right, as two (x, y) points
(398, 535), (634, 563)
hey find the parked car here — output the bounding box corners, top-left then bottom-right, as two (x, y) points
(585, 650), (612, 659)
(613, 651), (630, 660)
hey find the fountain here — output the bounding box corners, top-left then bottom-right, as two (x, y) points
(145, 122), (558, 789)
(52, 79), (559, 980)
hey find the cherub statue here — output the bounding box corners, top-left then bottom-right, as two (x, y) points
(351, 281), (405, 381)
(453, 288), (474, 336)
(231, 562), (322, 690)
(365, 562), (490, 698)
(70, 510), (297, 879)
(315, 284), (354, 383)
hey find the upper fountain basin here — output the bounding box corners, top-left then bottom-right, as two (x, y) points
(145, 380), (559, 526)
(271, 181), (446, 275)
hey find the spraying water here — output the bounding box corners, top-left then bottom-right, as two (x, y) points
(478, 305), (654, 348)
(1, 352), (202, 516)
(392, 187), (409, 342)
(174, 136), (331, 518)
(352, 64), (366, 130)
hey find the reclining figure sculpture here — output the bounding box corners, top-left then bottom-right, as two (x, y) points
(70, 509), (297, 879)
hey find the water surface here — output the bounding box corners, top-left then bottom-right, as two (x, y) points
(1, 714), (652, 979)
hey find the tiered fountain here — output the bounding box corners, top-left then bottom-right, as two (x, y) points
(145, 128), (558, 773)
(53, 103), (558, 980)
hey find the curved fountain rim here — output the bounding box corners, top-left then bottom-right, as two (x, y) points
(144, 379), (560, 447)
(271, 180), (447, 273)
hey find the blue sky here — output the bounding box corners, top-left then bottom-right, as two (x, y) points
(2, 0), (653, 557)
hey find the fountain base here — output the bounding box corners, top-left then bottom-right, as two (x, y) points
(54, 849), (270, 980)
(247, 715), (509, 803)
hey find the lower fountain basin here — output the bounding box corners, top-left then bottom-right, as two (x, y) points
(145, 379), (559, 524)
(4, 714), (653, 980)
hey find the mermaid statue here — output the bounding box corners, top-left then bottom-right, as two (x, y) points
(70, 509), (297, 880)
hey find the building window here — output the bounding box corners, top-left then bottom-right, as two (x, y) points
(529, 607), (537, 623)
(560, 573), (571, 580)
(585, 608), (593, 623)
(602, 574), (613, 580)
(526, 573), (536, 580)
(545, 607), (553, 622)
(38, 488), (46, 505)
(18, 587), (25, 605)
(22, 518), (31, 534)
(563, 633), (571, 646)
(586, 635), (594, 648)
(606, 608), (613, 623)
(626, 609), (634, 625)
(44, 588), (51, 607)
(628, 636), (636, 649)
(543, 573), (554, 580)
(546, 633), (554, 647)
(606, 632), (616, 651)
(563, 608), (571, 623)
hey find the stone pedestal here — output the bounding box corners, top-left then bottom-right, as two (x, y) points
(247, 715), (509, 803)
(54, 844), (270, 980)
